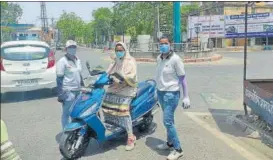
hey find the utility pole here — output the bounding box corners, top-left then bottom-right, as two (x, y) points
(153, 2), (157, 43)
(243, 2), (248, 115)
(209, 13), (211, 47)
(51, 17), (55, 28)
(95, 29), (97, 48)
(173, 2), (181, 51)
(51, 17), (55, 43)
(40, 2), (49, 43)
(157, 3), (160, 39)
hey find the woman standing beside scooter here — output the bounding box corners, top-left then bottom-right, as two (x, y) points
(102, 42), (138, 151)
(155, 36), (191, 160)
(56, 40), (84, 130)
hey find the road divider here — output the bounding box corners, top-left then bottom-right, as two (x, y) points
(108, 53), (223, 63)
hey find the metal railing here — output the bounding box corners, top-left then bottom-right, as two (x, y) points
(127, 42), (214, 59)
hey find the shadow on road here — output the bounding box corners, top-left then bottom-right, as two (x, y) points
(55, 132), (62, 144)
(145, 137), (169, 156)
(208, 108), (247, 137)
(1, 88), (57, 104)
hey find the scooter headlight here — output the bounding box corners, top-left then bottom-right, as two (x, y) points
(80, 103), (98, 118)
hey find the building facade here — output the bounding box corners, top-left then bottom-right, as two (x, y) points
(193, 2), (273, 48)
(0, 24), (34, 41)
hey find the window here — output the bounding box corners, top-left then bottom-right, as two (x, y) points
(255, 38), (267, 45)
(255, 38), (273, 45)
(268, 37), (273, 45)
(32, 34), (37, 37)
(1, 45), (49, 61)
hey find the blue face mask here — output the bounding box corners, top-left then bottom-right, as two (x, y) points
(67, 48), (77, 55)
(116, 51), (125, 59)
(159, 44), (170, 54)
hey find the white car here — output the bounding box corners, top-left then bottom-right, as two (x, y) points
(1, 40), (57, 93)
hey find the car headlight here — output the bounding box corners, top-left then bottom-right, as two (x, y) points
(80, 103), (98, 118)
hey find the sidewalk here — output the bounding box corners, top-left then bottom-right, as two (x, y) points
(216, 47), (272, 53)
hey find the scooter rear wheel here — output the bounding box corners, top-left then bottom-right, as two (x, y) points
(59, 130), (90, 160)
(138, 113), (153, 132)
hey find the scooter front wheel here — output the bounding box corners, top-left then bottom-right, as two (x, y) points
(59, 130), (90, 160)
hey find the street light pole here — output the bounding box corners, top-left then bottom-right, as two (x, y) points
(95, 29), (97, 48)
(173, 2), (181, 51)
(243, 2), (248, 115)
(157, 3), (160, 39)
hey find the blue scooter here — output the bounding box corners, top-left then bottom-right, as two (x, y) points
(59, 62), (159, 159)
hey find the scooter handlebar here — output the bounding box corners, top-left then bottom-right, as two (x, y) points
(109, 74), (124, 84)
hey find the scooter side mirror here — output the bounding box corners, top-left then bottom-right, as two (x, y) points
(86, 61), (93, 76)
(86, 61), (91, 70)
(89, 65), (105, 76)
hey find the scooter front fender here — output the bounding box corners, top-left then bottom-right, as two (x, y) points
(64, 121), (85, 132)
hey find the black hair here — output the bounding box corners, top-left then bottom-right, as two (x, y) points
(159, 34), (172, 43)
(115, 43), (124, 51)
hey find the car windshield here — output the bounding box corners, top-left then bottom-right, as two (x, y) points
(1, 45), (49, 61)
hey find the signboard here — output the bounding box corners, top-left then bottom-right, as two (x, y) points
(225, 13), (273, 38)
(188, 15), (225, 38)
(225, 23), (273, 38)
(225, 13), (273, 25)
(244, 81), (273, 126)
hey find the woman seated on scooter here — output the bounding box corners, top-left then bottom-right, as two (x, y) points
(102, 42), (137, 151)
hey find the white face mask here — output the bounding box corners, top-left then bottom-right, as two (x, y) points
(67, 48), (76, 55)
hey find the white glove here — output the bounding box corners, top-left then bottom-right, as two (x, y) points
(182, 97), (190, 109)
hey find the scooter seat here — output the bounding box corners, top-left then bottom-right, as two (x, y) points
(136, 81), (152, 97)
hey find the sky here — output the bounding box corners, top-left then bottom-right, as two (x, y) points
(16, 2), (114, 26)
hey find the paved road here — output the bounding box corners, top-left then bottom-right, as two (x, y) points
(1, 48), (272, 160)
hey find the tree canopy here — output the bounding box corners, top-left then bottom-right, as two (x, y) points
(1, 2), (23, 42)
(56, 11), (85, 43)
(1, 2), (23, 24)
(55, 2), (200, 44)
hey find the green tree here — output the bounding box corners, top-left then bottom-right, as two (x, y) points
(1, 2), (23, 24)
(82, 21), (95, 45)
(1, 2), (23, 42)
(91, 7), (113, 43)
(56, 11), (85, 43)
(112, 2), (155, 37)
(180, 3), (200, 33)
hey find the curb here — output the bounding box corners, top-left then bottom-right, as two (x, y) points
(218, 50), (273, 53)
(88, 47), (223, 63)
(227, 115), (273, 148)
(133, 54), (223, 63)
